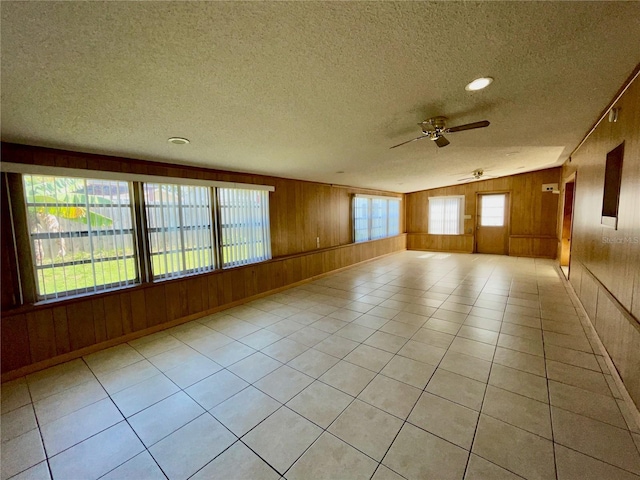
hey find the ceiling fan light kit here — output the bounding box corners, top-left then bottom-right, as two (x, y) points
(390, 116), (490, 149)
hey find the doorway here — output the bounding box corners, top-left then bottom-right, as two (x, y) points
(560, 177), (575, 278)
(476, 192), (510, 255)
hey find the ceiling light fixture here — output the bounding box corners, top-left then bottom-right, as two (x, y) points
(168, 137), (190, 145)
(465, 77), (493, 91)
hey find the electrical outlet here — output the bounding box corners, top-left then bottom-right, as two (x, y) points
(542, 183), (558, 192)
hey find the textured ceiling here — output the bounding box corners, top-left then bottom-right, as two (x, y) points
(2, 2), (639, 193)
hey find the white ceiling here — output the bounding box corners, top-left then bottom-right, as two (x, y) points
(2, 2), (639, 193)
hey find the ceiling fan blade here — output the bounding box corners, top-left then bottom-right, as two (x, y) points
(457, 177), (473, 182)
(446, 120), (490, 133)
(389, 135), (429, 149)
(434, 135), (450, 148)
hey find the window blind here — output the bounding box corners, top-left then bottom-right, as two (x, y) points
(428, 196), (464, 235)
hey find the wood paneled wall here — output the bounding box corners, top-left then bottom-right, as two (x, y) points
(0, 143), (406, 375)
(562, 72), (640, 408)
(405, 168), (561, 258)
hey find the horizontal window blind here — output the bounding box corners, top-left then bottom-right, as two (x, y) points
(218, 188), (271, 268)
(428, 196), (464, 235)
(144, 183), (215, 279)
(23, 174), (138, 300)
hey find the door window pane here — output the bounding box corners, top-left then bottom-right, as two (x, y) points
(480, 194), (506, 226)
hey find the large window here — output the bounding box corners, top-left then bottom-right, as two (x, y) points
(353, 195), (401, 242)
(428, 196), (464, 235)
(218, 188), (271, 267)
(144, 183), (215, 279)
(23, 174), (138, 300)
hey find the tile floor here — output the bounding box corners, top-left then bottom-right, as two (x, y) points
(2, 251), (640, 480)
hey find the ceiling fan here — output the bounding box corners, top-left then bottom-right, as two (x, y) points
(457, 168), (497, 183)
(390, 116), (490, 149)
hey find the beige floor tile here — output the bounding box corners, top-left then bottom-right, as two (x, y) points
(617, 399), (640, 434)
(439, 351), (491, 383)
(368, 305), (400, 320)
(364, 331), (408, 353)
(215, 319), (262, 339)
(147, 345), (205, 372)
(555, 443), (640, 480)
(287, 432), (378, 480)
(431, 309), (468, 324)
(330, 401), (403, 461)
(7, 461), (51, 480)
(464, 454), (522, 480)
(288, 348), (340, 378)
(239, 329), (282, 350)
(184, 331), (234, 356)
(150, 414), (235, 480)
(345, 344), (394, 373)
(227, 352), (282, 383)
(335, 323), (376, 342)
(128, 391), (204, 447)
(319, 361), (377, 396)
(261, 338), (309, 363)
(311, 317), (348, 334)
(102, 451), (166, 480)
(266, 319), (305, 337)
(164, 355), (222, 389)
(472, 415), (555, 480)
(546, 360), (610, 396)
(408, 392), (479, 449)
(397, 340), (447, 365)
(41, 397), (123, 456)
(185, 369), (248, 410)
(313, 335), (359, 358)
(287, 326), (330, 347)
(482, 385), (552, 439)
(552, 407), (640, 474)
(379, 320), (420, 339)
(254, 365), (314, 403)
(83, 344), (144, 375)
(543, 331), (592, 353)
(130, 332), (184, 358)
(497, 333), (544, 357)
(440, 301), (473, 314)
(464, 316), (502, 332)
(383, 423), (468, 480)
(243, 407), (322, 474)
(458, 325), (499, 345)
(499, 322), (541, 341)
(33, 379), (107, 426)
(371, 465), (406, 480)
(549, 380), (627, 428)
(206, 341), (256, 367)
(111, 374), (179, 417)
(493, 347), (546, 377)
(380, 355), (435, 388)
(94, 360), (161, 396)
(1, 428), (46, 480)
(1, 404), (37, 443)
(426, 369), (487, 411)
(489, 364), (548, 403)
(27, 360), (95, 402)
(449, 337), (495, 361)
(169, 322), (221, 344)
(358, 375), (421, 419)
(411, 328), (456, 349)
(211, 386), (280, 436)
(286, 381), (352, 428)
(192, 441), (279, 480)
(424, 317), (462, 335)
(329, 308), (364, 322)
(49, 422), (144, 480)
(393, 311), (429, 327)
(352, 316), (389, 330)
(1, 378), (31, 415)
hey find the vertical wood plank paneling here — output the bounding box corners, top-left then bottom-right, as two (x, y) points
(1, 314), (31, 372)
(26, 310), (57, 363)
(52, 305), (71, 355)
(145, 285), (167, 327)
(103, 295), (124, 340)
(92, 298), (107, 344)
(66, 300), (96, 350)
(130, 289), (147, 332)
(120, 292), (134, 335)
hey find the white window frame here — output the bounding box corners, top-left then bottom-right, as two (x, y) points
(428, 195), (465, 235)
(353, 194), (402, 242)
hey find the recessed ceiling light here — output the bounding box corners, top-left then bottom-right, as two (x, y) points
(465, 77), (493, 91)
(168, 137), (190, 145)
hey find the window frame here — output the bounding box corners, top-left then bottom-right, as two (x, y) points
(352, 194), (402, 243)
(428, 195), (465, 235)
(2, 162), (274, 303)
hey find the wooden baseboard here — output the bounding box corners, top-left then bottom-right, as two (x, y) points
(1, 249), (405, 383)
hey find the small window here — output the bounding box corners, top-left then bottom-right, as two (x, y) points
(23, 174), (138, 299)
(480, 194), (506, 226)
(144, 183), (215, 279)
(601, 142), (624, 229)
(218, 188), (271, 267)
(428, 196), (464, 235)
(353, 195), (401, 242)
